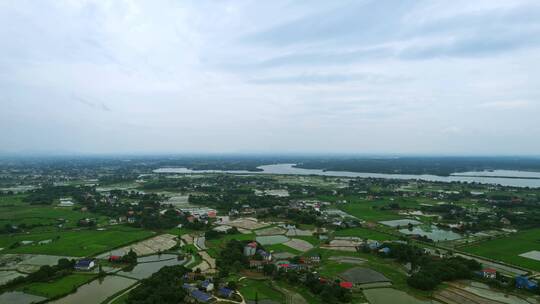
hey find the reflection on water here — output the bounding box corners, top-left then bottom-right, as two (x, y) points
(0, 291), (46, 304)
(50, 276), (136, 304)
(52, 254), (185, 304)
(118, 254), (186, 280)
(399, 225), (462, 241)
(154, 163), (540, 188)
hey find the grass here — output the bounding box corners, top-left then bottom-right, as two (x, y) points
(18, 273), (97, 298)
(275, 280), (322, 304)
(239, 279), (285, 302)
(461, 228), (540, 271)
(334, 227), (398, 241)
(0, 194), (27, 206)
(0, 225), (154, 257)
(265, 243), (302, 255)
(164, 227), (194, 236)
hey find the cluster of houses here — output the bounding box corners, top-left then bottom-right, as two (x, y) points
(181, 274), (237, 303)
(475, 268), (538, 290)
(242, 241), (323, 272)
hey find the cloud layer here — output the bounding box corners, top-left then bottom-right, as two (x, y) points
(1, 0), (539, 155)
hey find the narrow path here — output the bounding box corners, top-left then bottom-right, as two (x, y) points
(104, 282), (140, 304)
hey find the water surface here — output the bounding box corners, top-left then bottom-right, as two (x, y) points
(50, 275), (136, 304)
(399, 225), (462, 241)
(155, 164), (540, 188)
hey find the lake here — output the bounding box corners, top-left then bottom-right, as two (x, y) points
(154, 163), (540, 188)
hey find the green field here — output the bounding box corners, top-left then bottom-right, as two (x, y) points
(18, 273), (97, 298)
(338, 199), (401, 221)
(0, 195), (108, 232)
(461, 228), (540, 271)
(334, 227), (398, 241)
(265, 243), (302, 255)
(0, 226), (154, 256)
(239, 279), (285, 302)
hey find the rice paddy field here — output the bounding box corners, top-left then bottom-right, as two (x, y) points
(461, 228), (540, 271)
(0, 226), (154, 257)
(334, 227), (399, 241)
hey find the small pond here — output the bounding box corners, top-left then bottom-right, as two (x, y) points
(399, 225), (462, 241)
(118, 254), (187, 280)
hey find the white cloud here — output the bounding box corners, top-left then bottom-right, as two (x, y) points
(0, 0), (539, 154)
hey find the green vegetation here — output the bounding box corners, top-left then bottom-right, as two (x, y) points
(338, 199), (401, 221)
(18, 273), (96, 298)
(206, 232), (255, 258)
(239, 279), (285, 302)
(461, 228), (540, 271)
(0, 203), (108, 232)
(126, 265), (189, 304)
(0, 226), (154, 256)
(265, 243), (302, 255)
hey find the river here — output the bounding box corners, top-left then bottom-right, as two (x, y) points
(154, 163), (540, 188)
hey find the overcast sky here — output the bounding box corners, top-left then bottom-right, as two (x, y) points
(1, 0), (540, 155)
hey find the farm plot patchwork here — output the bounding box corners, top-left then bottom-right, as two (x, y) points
(224, 218), (270, 230)
(96, 234), (177, 258)
(283, 239), (313, 252)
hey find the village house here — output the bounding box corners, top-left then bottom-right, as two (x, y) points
(74, 259), (95, 271)
(516, 276), (538, 290)
(256, 249), (272, 261)
(218, 287), (234, 298)
(200, 280), (214, 292)
(183, 283), (213, 303)
(243, 242), (257, 256)
(58, 198), (74, 207)
(481, 268), (497, 279)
